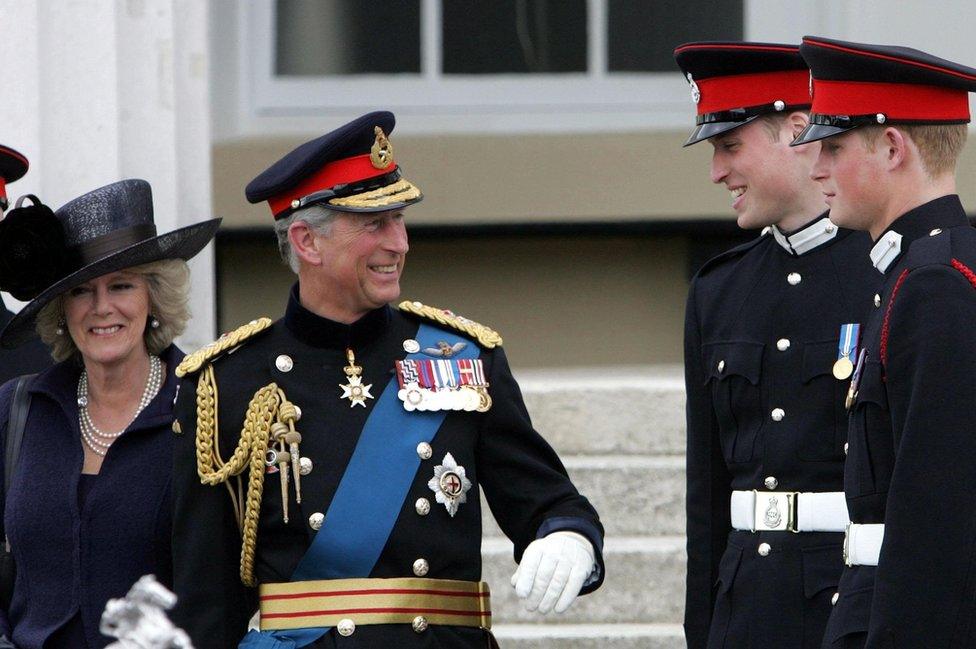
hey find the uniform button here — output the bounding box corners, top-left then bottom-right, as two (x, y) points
(292, 405), (302, 421)
(771, 408), (785, 422)
(717, 360), (725, 373)
(416, 442), (433, 460)
(308, 512), (324, 530)
(758, 542), (771, 557)
(787, 272), (802, 285)
(844, 442), (849, 455)
(412, 615), (429, 633)
(776, 338), (791, 351)
(415, 497), (431, 516)
(336, 618), (356, 636)
(874, 294), (882, 308)
(275, 354), (294, 372)
(764, 476), (778, 490)
(299, 456), (313, 476)
(831, 592), (840, 605)
(930, 228), (943, 236)
(413, 558), (430, 576)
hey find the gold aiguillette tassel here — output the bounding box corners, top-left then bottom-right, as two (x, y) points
(271, 422), (291, 522)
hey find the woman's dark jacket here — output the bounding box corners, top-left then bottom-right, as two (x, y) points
(0, 344), (182, 649)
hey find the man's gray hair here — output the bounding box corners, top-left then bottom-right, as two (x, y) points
(273, 204), (339, 273)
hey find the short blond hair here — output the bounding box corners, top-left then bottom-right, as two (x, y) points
(859, 123), (968, 176)
(36, 259), (191, 362)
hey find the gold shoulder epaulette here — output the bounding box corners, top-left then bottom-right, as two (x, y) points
(175, 317), (274, 378)
(397, 300), (503, 348)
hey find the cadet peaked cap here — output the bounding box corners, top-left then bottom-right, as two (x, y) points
(0, 145), (29, 210)
(673, 41), (811, 146)
(245, 111), (423, 219)
(793, 36), (976, 145)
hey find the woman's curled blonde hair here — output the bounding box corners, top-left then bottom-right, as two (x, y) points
(35, 259), (191, 362)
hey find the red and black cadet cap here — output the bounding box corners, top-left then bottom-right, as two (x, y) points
(246, 111), (422, 220)
(793, 36), (976, 145)
(0, 144), (29, 211)
(673, 41), (811, 147)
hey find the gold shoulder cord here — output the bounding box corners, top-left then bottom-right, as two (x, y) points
(178, 317), (288, 587)
(397, 301), (503, 348)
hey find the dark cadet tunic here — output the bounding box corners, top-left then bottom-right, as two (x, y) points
(684, 215), (880, 649)
(171, 288), (605, 648)
(823, 195), (976, 649)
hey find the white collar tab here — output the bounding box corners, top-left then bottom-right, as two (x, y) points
(870, 231), (903, 273)
(771, 217), (839, 256)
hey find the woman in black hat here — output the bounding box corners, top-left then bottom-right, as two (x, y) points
(0, 179), (219, 648)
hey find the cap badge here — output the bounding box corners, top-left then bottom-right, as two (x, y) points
(428, 452), (472, 517)
(686, 73), (701, 104)
(370, 126), (394, 170)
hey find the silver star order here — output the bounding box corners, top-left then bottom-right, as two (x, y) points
(340, 375), (374, 408)
(427, 452), (472, 517)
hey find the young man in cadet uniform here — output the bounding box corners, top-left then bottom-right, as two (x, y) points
(675, 42), (879, 649)
(0, 144), (51, 384)
(792, 36), (976, 649)
(170, 112), (604, 648)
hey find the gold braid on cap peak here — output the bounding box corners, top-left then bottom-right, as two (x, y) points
(176, 318), (274, 378)
(397, 300), (503, 349)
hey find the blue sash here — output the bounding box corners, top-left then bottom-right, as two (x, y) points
(240, 324), (479, 648)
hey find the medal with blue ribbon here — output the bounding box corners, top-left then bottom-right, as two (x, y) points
(832, 323), (860, 380)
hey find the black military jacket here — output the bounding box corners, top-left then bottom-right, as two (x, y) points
(684, 214), (879, 649)
(171, 287), (604, 648)
(0, 306), (50, 384)
(824, 195), (976, 649)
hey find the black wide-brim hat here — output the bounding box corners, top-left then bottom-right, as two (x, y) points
(0, 179), (220, 348)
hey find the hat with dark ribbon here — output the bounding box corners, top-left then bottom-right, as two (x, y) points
(0, 145), (29, 211)
(674, 41), (811, 147)
(793, 36), (976, 145)
(0, 178), (220, 348)
(245, 111), (423, 220)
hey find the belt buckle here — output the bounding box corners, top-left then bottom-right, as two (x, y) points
(752, 490), (798, 533)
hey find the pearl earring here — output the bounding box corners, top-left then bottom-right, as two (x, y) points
(150, 317), (160, 329)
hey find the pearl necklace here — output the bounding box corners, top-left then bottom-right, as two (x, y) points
(78, 355), (163, 456)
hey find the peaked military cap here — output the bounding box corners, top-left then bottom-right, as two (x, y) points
(245, 111), (423, 219)
(0, 144), (29, 211)
(793, 36), (976, 145)
(673, 41), (811, 146)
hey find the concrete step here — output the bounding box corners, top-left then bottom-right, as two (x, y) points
(482, 455), (686, 539)
(515, 365), (686, 457)
(492, 623), (684, 649)
(482, 536), (686, 625)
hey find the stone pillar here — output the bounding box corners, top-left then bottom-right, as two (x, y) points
(0, 0), (216, 350)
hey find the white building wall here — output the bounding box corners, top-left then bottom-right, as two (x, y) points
(0, 0), (216, 350)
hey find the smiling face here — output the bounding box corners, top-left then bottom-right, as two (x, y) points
(311, 209), (409, 321)
(63, 270), (151, 368)
(709, 116), (821, 230)
(810, 129), (888, 233)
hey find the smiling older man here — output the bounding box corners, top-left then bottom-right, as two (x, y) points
(170, 112), (604, 649)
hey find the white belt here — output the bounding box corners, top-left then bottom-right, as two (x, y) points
(843, 523), (884, 566)
(731, 490), (850, 533)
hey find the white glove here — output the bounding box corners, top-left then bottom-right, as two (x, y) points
(510, 531), (595, 614)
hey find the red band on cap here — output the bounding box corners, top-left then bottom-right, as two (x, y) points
(0, 178), (6, 202)
(697, 70), (810, 115)
(812, 79), (970, 121)
(268, 153), (396, 217)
